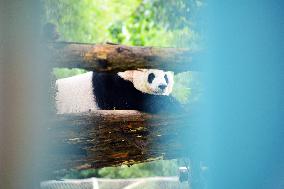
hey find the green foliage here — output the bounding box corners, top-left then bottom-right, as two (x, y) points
(63, 169), (100, 179)
(64, 160), (179, 179)
(53, 68), (86, 79)
(98, 160), (179, 179)
(44, 0), (141, 43)
(172, 71), (202, 104)
(107, 0), (201, 47)
(44, 0), (201, 48)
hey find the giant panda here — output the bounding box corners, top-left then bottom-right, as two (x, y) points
(55, 69), (182, 114)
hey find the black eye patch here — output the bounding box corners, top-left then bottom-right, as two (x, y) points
(164, 74), (169, 84)
(148, 73), (155, 84)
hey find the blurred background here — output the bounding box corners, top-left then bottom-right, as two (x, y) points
(1, 0), (284, 189)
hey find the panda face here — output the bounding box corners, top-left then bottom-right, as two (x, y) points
(118, 69), (174, 95)
(145, 70), (173, 95)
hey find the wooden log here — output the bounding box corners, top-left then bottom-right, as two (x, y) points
(48, 42), (198, 72)
(45, 110), (191, 173)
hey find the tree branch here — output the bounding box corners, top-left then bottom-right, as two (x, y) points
(45, 110), (191, 173)
(48, 42), (198, 72)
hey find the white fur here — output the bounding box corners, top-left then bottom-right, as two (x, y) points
(118, 69), (174, 95)
(55, 69), (174, 114)
(55, 72), (97, 114)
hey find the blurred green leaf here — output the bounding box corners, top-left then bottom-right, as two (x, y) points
(64, 160), (179, 179)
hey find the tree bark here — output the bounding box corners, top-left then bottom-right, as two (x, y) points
(44, 110), (191, 174)
(48, 42), (198, 72)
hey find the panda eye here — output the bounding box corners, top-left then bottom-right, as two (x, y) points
(147, 73), (155, 84)
(164, 74), (169, 84)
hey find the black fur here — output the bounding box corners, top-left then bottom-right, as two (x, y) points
(92, 72), (182, 113)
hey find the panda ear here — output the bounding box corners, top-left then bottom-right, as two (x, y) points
(117, 70), (134, 82)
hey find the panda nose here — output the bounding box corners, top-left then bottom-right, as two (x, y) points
(158, 84), (167, 90)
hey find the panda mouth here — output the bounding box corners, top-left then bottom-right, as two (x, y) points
(153, 88), (167, 95)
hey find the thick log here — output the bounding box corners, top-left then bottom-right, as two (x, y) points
(48, 42), (197, 72)
(45, 110), (191, 173)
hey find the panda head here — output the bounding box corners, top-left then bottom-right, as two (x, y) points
(117, 69), (174, 95)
